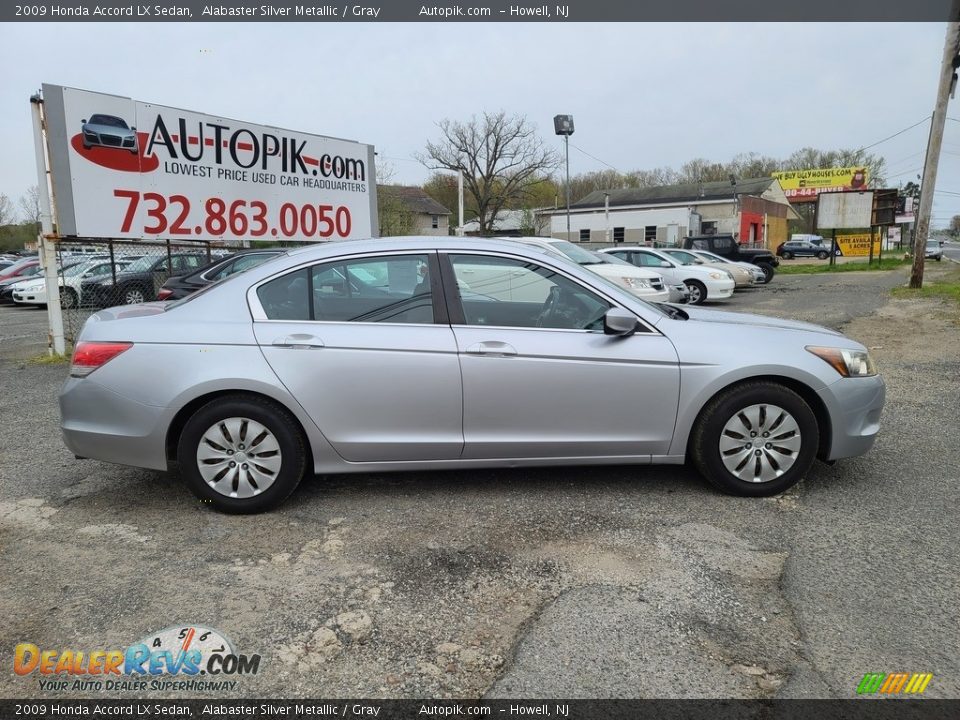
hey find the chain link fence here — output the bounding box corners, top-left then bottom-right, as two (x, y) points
(53, 238), (223, 344)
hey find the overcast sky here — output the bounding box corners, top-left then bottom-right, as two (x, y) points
(2, 22), (959, 227)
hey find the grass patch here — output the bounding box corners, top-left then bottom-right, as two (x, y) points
(777, 258), (912, 275)
(28, 351), (70, 365)
(892, 269), (960, 305)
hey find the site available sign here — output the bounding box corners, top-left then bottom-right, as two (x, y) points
(42, 84), (377, 241)
(835, 232), (881, 257)
(772, 167), (869, 202)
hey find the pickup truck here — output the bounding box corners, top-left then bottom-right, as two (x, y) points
(681, 234), (779, 283)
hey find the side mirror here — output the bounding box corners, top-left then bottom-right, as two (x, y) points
(603, 307), (638, 337)
(81, 118), (87, 124)
(131, 126), (137, 131)
(660, 261), (672, 268)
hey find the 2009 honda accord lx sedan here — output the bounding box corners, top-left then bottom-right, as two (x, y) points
(59, 238), (885, 513)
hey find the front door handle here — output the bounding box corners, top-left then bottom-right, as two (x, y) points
(465, 341), (517, 357)
(272, 334), (325, 349)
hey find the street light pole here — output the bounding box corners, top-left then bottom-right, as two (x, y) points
(554, 115), (575, 241)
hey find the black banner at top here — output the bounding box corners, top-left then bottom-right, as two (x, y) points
(2, 0), (959, 22)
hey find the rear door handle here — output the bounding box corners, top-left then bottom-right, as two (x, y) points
(272, 334), (325, 349)
(465, 341), (517, 357)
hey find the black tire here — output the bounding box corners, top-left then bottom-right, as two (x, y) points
(61, 288), (78, 310)
(756, 262), (775, 283)
(690, 381), (818, 497)
(781, 251), (793, 260)
(816, 251), (829, 260)
(177, 394), (307, 513)
(685, 279), (707, 305)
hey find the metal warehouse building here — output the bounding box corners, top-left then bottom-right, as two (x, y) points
(543, 177), (799, 248)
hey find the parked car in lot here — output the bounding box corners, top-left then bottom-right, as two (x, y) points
(686, 249), (767, 285)
(0, 257), (40, 285)
(600, 251), (690, 303)
(60, 237), (885, 513)
(924, 239), (943, 261)
(506, 237), (672, 304)
(13, 258), (134, 308)
(778, 240), (831, 260)
(682, 235), (779, 282)
(82, 252), (207, 307)
(1, 263), (43, 304)
(660, 248), (757, 288)
(157, 249), (285, 301)
(600, 247), (735, 304)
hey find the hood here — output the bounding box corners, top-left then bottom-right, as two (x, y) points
(588, 263), (660, 281)
(680, 306), (843, 336)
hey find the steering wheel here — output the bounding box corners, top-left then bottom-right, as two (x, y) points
(535, 286), (561, 328)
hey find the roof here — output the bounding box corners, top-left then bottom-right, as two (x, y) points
(572, 177), (777, 209)
(379, 185), (451, 215)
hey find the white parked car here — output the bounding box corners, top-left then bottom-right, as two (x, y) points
(600, 247), (735, 304)
(13, 259), (131, 308)
(506, 237), (672, 304)
(688, 249), (767, 285)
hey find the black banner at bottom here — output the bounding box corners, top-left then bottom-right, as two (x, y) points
(2, 699), (958, 720)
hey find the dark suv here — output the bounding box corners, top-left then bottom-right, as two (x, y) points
(681, 234), (779, 283)
(777, 240), (830, 260)
(82, 253), (207, 307)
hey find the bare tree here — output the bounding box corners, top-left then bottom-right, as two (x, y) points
(19, 185), (40, 228)
(950, 214), (960, 237)
(419, 112), (560, 234)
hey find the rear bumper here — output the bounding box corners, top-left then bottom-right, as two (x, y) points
(818, 374), (886, 461)
(59, 376), (169, 471)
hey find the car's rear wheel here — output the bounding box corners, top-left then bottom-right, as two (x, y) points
(685, 280), (707, 305)
(781, 251), (793, 260)
(756, 262), (775, 283)
(61, 288), (78, 310)
(690, 381), (818, 497)
(178, 395), (307, 513)
(816, 251), (829, 260)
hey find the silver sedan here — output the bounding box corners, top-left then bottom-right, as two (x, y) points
(59, 238), (885, 513)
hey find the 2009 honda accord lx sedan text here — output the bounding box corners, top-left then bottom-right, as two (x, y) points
(59, 238), (885, 513)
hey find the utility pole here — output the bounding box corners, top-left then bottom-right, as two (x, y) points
(910, 10), (960, 288)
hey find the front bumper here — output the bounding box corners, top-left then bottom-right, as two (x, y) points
(818, 374), (886, 461)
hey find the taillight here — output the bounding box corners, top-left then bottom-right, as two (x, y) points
(157, 288), (173, 301)
(70, 341), (133, 378)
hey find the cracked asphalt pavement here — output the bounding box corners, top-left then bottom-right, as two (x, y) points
(0, 265), (957, 699)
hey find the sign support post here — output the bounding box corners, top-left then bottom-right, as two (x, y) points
(30, 93), (65, 357)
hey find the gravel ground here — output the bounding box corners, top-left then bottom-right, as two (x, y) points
(0, 265), (957, 700)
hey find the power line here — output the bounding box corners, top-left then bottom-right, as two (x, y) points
(857, 116), (931, 152)
(568, 142), (622, 173)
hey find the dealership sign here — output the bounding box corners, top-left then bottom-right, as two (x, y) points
(772, 167), (869, 202)
(42, 84), (377, 241)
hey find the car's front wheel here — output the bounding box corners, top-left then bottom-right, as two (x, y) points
(685, 280), (707, 305)
(123, 286), (148, 305)
(178, 394), (307, 513)
(690, 381), (818, 497)
(781, 251), (793, 260)
(61, 288), (79, 309)
(756, 262), (775, 283)
(816, 251), (829, 260)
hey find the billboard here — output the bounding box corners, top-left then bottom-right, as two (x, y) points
(835, 232), (882, 257)
(772, 167), (869, 202)
(816, 191), (874, 230)
(41, 84), (377, 241)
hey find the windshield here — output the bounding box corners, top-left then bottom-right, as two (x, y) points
(600, 253), (635, 267)
(665, 250), (701, 265)
(926, 240), (939, 247)
(63, 262), (97, 277)
(548, 240), (603, 265)
(121, 256), (156, 273)
(696, 250), (729, 264)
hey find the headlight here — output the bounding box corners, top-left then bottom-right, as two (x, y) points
(806, 346), (877, 377)
(622, 277), (651, 289)
(708, 272), (726, 280)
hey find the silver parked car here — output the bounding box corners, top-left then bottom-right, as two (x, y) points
(60, 237), (885, 513)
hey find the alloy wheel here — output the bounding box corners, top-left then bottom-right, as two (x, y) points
(124, 288), (145, 304)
